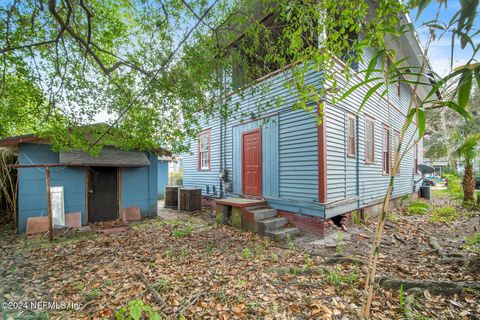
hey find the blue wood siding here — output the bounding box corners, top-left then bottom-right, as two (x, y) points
(157, 160), (169, 198)
(183, 66), (324, 215)
(18, 143), (86, 232)
(231, 116), (279, 197)
(122, 153), (158, 217)
(182, 119), (221, 195)
(183, 45), (425, 220)
(323, 47), (423, 217)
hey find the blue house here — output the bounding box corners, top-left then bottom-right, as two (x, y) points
(0, 135), (162, 233)
(182, 10), (429, 238)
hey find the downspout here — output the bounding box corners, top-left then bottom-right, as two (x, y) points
(219, 116), (224, 198)
(356, 115), (360, 210)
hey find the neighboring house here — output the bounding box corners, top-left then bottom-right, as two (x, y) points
(0, 134), (163, 233)
(182, 9), (429, 238)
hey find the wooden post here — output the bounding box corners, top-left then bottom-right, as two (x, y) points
(45, 167), (53, 241)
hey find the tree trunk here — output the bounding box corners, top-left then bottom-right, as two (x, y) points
(463, 163), (475, 202)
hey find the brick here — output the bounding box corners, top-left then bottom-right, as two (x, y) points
(26, 216), (49, 235)
(121, 207), (141, 223)
(65, 212), (82, 229)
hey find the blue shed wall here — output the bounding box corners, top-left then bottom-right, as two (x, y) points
(18, 143), (86, 232)
(122, 153), (158, 217)
(17, 144), (158, 232)
(157, 160), (169, 198)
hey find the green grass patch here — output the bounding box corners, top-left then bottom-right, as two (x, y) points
(406, 201), (430, 215)
(323, 268), (358, 287)
(430, 206), (457, 223)
(172, 225), (193, 238)
(465, 233), (480, 252)
(242, 247), (254, 260)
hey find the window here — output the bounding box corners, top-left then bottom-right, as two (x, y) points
(382, 126), (390, 174)
(394, 131), (400, 174)
(198, 130), (210, 170)
(365, 116), (375, 163)
(347, 113), (356, 157)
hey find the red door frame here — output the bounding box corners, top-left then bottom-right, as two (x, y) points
(242, 128), (262, 196)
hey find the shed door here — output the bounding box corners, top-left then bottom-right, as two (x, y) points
(87, 167), (118, 223)
(242, 129), (262, 196)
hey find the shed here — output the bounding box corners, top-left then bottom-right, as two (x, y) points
(0, 135), (168, 233)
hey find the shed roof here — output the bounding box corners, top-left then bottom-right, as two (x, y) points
(59, 147), (151, 167)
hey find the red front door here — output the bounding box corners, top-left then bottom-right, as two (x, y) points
(242, 129), (262, 196)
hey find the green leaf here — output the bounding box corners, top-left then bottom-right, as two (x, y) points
(417, 107), (426, 138)
(415, 0), (431, 20)
(457, 69), (473, 109)
(338, 77), (383, 102)
(358, 82), (383, 114)
(365, 49), (385, 80)
(427, 100), (472, 122)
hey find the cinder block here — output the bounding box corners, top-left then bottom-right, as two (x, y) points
(26, 216), (49, 235)
(65, 212), (82, 229)
(121, 207), (141, 223)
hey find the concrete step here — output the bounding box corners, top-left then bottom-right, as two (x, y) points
(245, 205), (268, 211)
(266, 227), (301, 241)
(251, 208), (278, 220)
(256, 217), (288, 235)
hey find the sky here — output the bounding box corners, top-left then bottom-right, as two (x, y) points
(411, 1), (480, 77)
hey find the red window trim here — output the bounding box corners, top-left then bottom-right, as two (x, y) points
(346, 112), (356, 158)
(364, 115), (375, 164)
(317, 104), (327, 204)
(382, 124), (390, 175)
(197, 128), (211, 171)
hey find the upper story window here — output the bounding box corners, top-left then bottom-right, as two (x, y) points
(394, 131), (400, 174)
(347, 113), (356, 157)
(382, 126), (390, 174)
(198, 130), (210, 170)
(365, 116), (375, 163)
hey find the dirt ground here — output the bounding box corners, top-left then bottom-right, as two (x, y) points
(0, 192), (479, 320)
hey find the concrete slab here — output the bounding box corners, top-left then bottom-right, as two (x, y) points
(157, 200), (189, 220)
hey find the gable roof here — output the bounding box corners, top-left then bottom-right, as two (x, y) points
(59, 147), (151, 167)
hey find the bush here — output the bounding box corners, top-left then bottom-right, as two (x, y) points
(444, 173), (463, 200)
(406, 201), (430, 215)
(116, 300), (161, 320)
(430, 206), (457, 223)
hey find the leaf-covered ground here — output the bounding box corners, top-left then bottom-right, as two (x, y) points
(0, 192), (479, 320)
